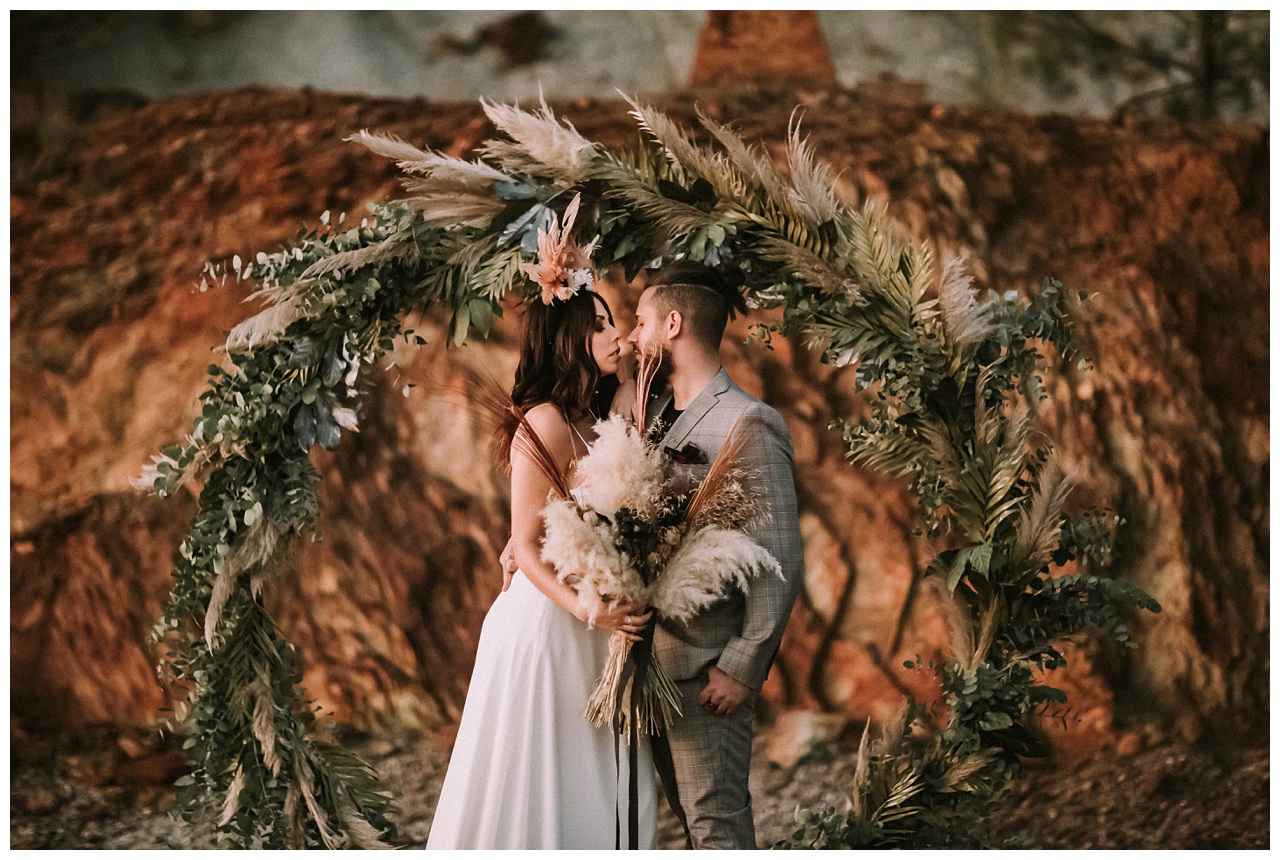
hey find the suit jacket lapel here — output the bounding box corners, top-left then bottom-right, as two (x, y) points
(660, 368), (732, 450)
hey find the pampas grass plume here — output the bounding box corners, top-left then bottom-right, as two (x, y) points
(573, 414), (664, 517)
(649, 527), (781, 623)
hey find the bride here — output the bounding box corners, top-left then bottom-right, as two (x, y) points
(426, 287), (659, 849)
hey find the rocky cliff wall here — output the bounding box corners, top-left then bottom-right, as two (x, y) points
(10, 87), (1268, 759)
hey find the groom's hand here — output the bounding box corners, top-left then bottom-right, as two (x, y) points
(699, 667), (750, 717)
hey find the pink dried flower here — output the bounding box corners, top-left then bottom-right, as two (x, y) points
(519, 193), (598, 304)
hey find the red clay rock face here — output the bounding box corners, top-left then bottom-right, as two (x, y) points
(691, 11), (838, 89)
(9, 88), (1268, 761)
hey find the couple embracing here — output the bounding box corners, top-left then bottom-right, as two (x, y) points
(427, 261), (804, 850)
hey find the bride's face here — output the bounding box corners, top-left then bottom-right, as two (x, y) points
(590, 294), (622, 376)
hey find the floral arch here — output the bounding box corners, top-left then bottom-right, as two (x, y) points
(140, 97), (1156, 848)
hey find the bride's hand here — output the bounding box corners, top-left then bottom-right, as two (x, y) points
(498, 537), (517, 592)
(615, 343), (636, 384)
(587, 601), (652, 643)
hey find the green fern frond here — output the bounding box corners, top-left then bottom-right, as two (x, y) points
(754, 235), (850, 295)
(604, 181), (716, 244)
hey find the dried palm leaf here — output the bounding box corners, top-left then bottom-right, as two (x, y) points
(785, 110), (842, 225)
(301, 234), (416, 280)
(696, 107), (792, 204)
(755, 235), (850, 295)
(624, 95), (739, 198)
(470, 376), (570, 499)
(251, 676), (282, 776)
(1010, 456), (1073, 574)
(849, 719), (873, 819)
(684, 418), (748, 525)
(218, 764), (247, 826)
(295, 753), (343, 849)
(927, 574), (977, 668)
(401, 180), (510, 227)
(606, 179), (713, 242)
(633, 348), (663, 434)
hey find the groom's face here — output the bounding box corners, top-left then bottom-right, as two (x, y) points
(629, 288), (672, 361)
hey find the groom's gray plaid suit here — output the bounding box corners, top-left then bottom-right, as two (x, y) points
(649, 368), (804, 849)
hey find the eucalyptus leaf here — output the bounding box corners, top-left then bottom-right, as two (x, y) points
(521, 207), (555, 256)
(451, 302), (472, 347)
(497, 204), (544, 249)
(469, 299), (494, 337)
(493, 180), (539, 200)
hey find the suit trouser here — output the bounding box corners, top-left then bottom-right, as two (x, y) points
(661, 673), (757, 849)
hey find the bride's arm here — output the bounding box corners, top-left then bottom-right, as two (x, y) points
(509, 405), (648, 638)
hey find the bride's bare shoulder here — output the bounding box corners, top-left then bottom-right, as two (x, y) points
(516, 402), (573, 455)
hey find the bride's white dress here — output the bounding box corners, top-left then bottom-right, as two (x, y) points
(425, 567), (658, 849)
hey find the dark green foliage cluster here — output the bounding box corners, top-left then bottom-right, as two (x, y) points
(146, 101), (1157, 847)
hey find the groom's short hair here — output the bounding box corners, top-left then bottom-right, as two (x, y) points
(647, 261), (748, 348)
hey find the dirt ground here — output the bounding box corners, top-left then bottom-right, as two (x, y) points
(9, 720), (1268, 850)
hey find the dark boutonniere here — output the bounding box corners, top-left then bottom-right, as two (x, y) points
(665, 441), (707, 466)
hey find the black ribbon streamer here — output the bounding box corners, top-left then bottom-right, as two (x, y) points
(613, 625), (656, 850)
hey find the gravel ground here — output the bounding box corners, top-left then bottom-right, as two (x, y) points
(9, 722), (1269, 850)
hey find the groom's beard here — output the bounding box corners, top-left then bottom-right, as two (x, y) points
(648, 350), (674, 388)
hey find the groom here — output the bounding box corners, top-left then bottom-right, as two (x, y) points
(629, 261), (804, 849)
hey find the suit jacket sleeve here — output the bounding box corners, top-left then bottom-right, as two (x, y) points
(715, 403), (804, 691)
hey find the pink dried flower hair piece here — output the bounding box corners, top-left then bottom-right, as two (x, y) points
(519, 193), (599, 304)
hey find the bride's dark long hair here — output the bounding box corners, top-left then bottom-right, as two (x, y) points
(496, 289), (619, 467)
